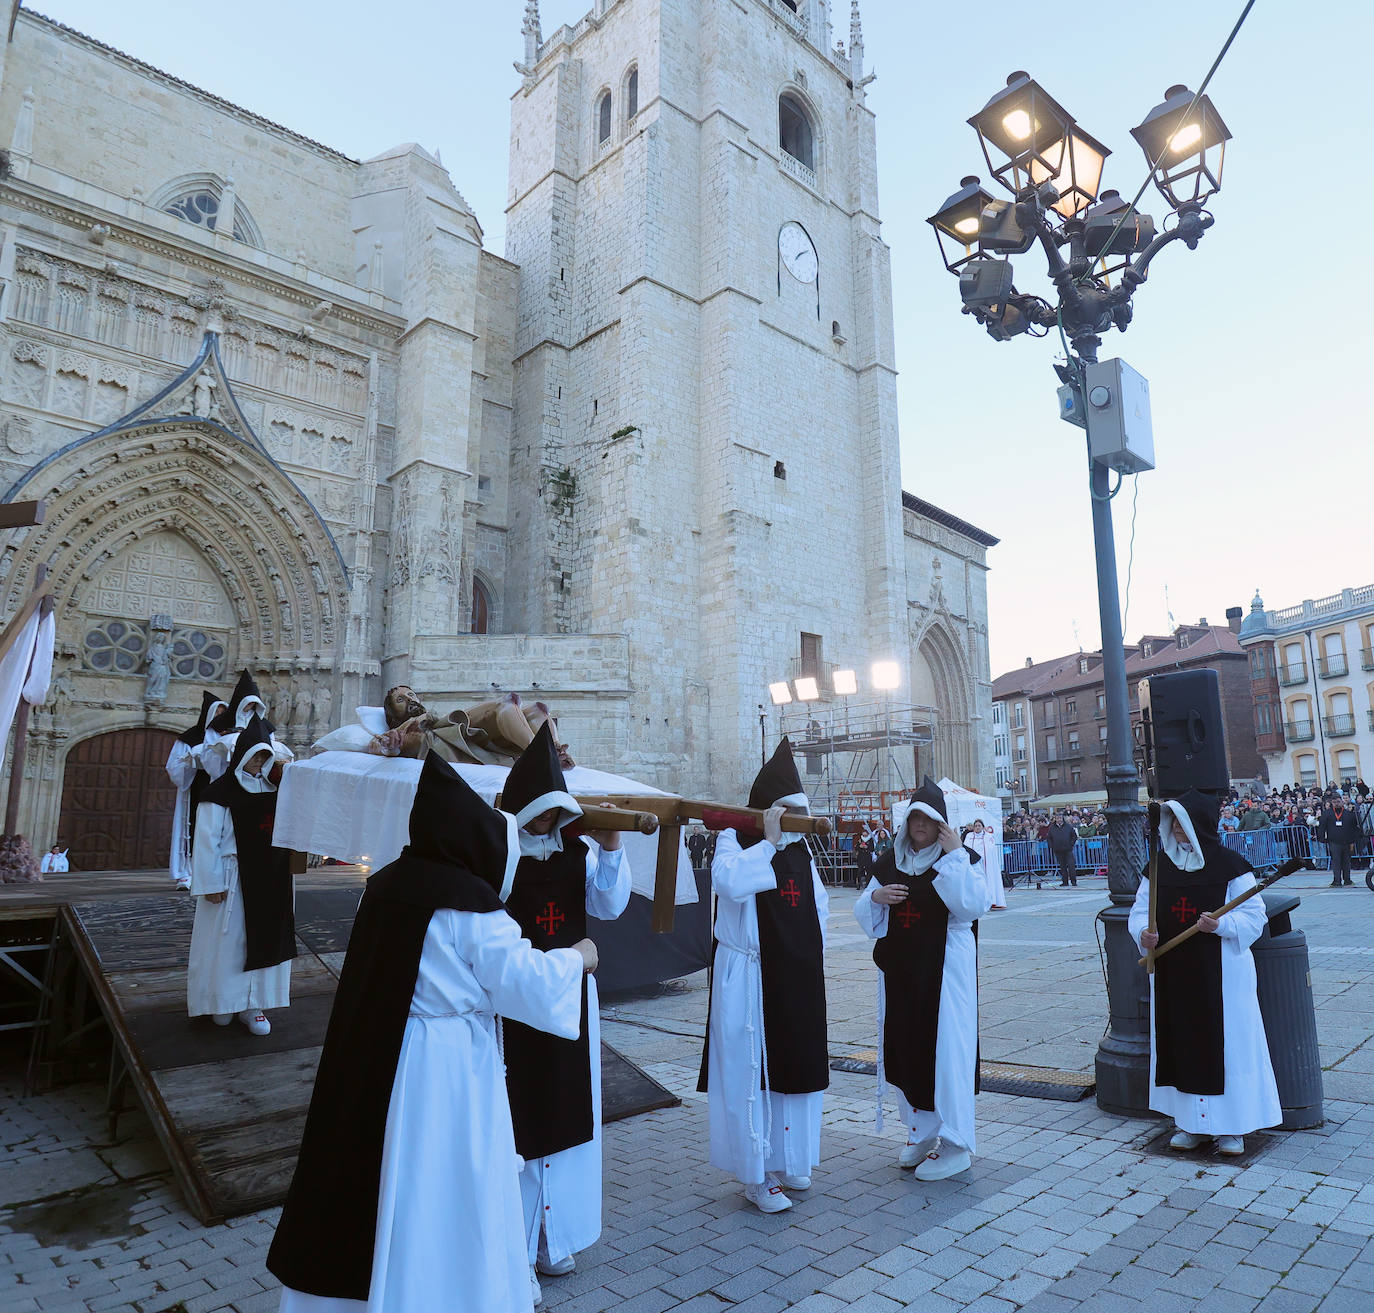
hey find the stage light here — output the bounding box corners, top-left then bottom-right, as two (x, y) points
(768, 681), (793, 706)
(872, 661), (901, 691)
(794, 677), (820, 701)
(833, 669), (858, 696)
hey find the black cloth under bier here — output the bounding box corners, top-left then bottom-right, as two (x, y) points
(502, 843), (594, 1160)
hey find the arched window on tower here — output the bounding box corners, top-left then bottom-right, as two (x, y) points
(153, 175), (263, 247)
(779, 93), (815, 173)
(626, 67), (639, 120)
(597, 91), (613, 147)
(471, 577), (492, 635)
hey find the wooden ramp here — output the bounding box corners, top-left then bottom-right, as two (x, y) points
(61, 872), (365, 1224)
(44, 872), (678, 1226)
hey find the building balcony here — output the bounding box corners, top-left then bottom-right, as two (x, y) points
(1062, 743), (1085, 758)
(1278, 665), (1309, 687)
(1323, 714), (1357, 737)
(1091, 742), (1109, 756)
(1318, 654), (1349, 678)
(1284, 720), (1316, 742)
(1256, 731), (1285, 753)
(1362, 648), (1374, 671)
(1368, 710), (1374, 732)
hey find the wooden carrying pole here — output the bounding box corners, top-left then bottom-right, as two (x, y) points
(1137, 857), (1305, 968)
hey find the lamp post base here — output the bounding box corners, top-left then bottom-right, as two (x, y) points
(1094, 902), (1154, 1117)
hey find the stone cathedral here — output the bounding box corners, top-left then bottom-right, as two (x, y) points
(0, 1), (995, 869)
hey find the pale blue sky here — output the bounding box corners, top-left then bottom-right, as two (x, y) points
(27, 1), (1373, 676)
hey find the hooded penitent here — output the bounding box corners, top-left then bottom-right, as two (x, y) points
(267, 753), (518, 1300)
(179, 691), (226, 856)
(698, 736), (828, 1097)
(872, 776), (982, 1112)
(501, 721), (594, 1159)
(1149, 789), (1251, 1096)
(209, 669), (273, 736)
(196, 715), (296, 973)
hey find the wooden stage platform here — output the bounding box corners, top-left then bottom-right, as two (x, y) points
(1, 869), (677, 1225)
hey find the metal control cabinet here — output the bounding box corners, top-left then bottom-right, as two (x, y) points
(1085, 358), (1155, 474)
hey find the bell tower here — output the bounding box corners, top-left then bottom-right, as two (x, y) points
(506, 0), (908, 798)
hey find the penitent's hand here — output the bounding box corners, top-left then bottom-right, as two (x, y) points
(936, 822), (961, 854)
(1140, 929), (1159, 950)
(1197, 913), (1221, 935)
(872, 883), (910, 906)
(586, 802), (622, 852)
(763, 805), (786, 848)
(204, 891), (227, 905)
(573, 938), (599, 974)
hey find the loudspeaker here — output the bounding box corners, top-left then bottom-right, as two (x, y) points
(1138, 669), (1229, 797)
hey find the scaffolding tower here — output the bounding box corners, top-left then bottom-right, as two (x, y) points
(769, 699), (940, 882)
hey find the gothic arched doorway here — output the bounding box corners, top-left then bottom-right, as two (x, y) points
(59, 729), (179, 871)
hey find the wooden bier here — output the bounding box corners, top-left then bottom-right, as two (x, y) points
(492, 795), (660, 837)
(1137, 857), (1305, 968)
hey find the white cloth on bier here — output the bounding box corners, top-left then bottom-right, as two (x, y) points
(274, 751), (697, 904)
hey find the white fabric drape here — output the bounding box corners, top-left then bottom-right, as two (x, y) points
(0, 608), (49, 752)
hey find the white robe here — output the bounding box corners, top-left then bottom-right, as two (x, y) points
(1129, 872), (1282, 1135)
(706, 829), (829, 1186)
(279, 909), (584, 1313)
(166, 740), (202, 884)
(854, 847), (989, 1154)
(186, 798), (292, 1017)
(965, 830), (1005, 908)
(518, 840), (631, 1266)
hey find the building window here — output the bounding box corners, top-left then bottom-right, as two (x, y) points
(83, 619), (146, 673)
(169, 629), (227, 682)
(1296, 754), (1318, 787)
(597, 91), (612, 146)
(1018, 768), (1027, 793)
(1071, 768), (1082, 786)
(1014, 734), (1026, 758)
(1013, 703), (1025, 728)
(1067, 731), (1080, 751)
(1046, 734), (1057, 757)
(1078, 656), (1089, 674)
(1065, 698), (1077, 717)
(993, 702), (1004, 725)
(471, 578), (492, 635)
(778, 93), (815, 172)
(1255, 700), (1273, 736)
(626, 67), (639, 120)
(1098, 725), (1108, 742)
(1335, 749), (1358, 782)
(1048, 770), (1060, 786)
(156, 178), (262, 246)
(1096, 692), (1106, 715)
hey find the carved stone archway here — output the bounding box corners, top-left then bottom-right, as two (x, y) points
(915, 620), (975, 784)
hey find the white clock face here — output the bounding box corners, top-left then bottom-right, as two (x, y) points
(778, 222), (818, 283)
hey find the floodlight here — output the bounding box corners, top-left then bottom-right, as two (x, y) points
(1082, 190), (1156, 258)
(768, 681), (793, 706)
(794, 677), (820, 701)
(872, 661), (901, 691)
(833, 669), (858, 696)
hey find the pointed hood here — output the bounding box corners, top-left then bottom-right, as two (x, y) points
(891, 776), (951, 875)
(199, 714), (277, 807)
(907, 775), (949, 825)
(503, 721), (583, 832)
(748, 737), (806, 810)
(178, 691), (222, 746)
(407, 751), (520, 900)
(210, 669), (265, 733)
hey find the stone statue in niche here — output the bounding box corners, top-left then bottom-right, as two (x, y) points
(143, 615), (172, 704)
(930, 556), (946, 610)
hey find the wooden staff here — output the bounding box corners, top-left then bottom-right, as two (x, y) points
(1145, 800), (1161, 976)
(1137, 857), (1306, 968)
(576, 794), (832, 837)
(492, 795), (659, 835)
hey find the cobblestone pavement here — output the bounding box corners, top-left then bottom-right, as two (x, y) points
(2, 876), (1371, 1311)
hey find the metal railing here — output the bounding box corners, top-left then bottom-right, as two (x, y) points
(1318, 654), (1349, 678)
(1279, 665), (1309, 686)
(1284, 720), (1316, 742)
(1323, 714), (1357, 737)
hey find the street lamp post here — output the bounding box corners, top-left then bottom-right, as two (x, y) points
(927, 74), (1232, 1115)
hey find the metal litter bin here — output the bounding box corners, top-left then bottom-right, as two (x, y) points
(1252, 890), (1324, 1129)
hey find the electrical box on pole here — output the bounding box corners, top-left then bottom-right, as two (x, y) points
(1084, 358), (1154, 473)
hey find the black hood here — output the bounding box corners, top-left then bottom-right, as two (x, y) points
(406, 752), (518, 899)
(503, 722), (581, 829)
(748, 737), (804, 810)
(178, 691), (221, 746)
(199, 714), (276, 808)
(908, 775), (949, 824)
(209, 669), (262, 734)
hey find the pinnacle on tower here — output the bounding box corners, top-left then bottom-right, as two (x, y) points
(850, 0), (865, 79)
(522, 0), (543, 67)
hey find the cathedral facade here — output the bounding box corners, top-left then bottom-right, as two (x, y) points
(0, 1), (994, 869)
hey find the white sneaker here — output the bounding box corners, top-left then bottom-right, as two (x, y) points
(775, 1172), (811, 1191)
(1216, 1135), (1245, 1156)
(914, 1140), (972, 1181)
(898, 1136), (937, 1169)
(1169, 1129), (1204, 1151)
(536, 1254), (575, 1277)
(743, 1176), (792, 1213)
(173, 878), (191, 890)
(238, 1009), (271, 1036)
(530, 1267), (542, 1307)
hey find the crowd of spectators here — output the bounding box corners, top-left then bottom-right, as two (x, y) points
(1003, 808), (1108, 843)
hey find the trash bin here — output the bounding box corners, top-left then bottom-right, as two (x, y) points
(1252, 890), (1324, 1129)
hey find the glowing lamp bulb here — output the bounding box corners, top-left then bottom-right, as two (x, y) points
(1168, 122), (1202, 154)
(1002, 109), (1033, 141)
(953, 216), (980, 237)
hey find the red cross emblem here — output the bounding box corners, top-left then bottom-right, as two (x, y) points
(258, 813), (274, 834)
(780, 879), (802, 907)
(896, 904), (921, 929)
(1172, 896), (1196, 924)
(535, 901), (564, 936)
